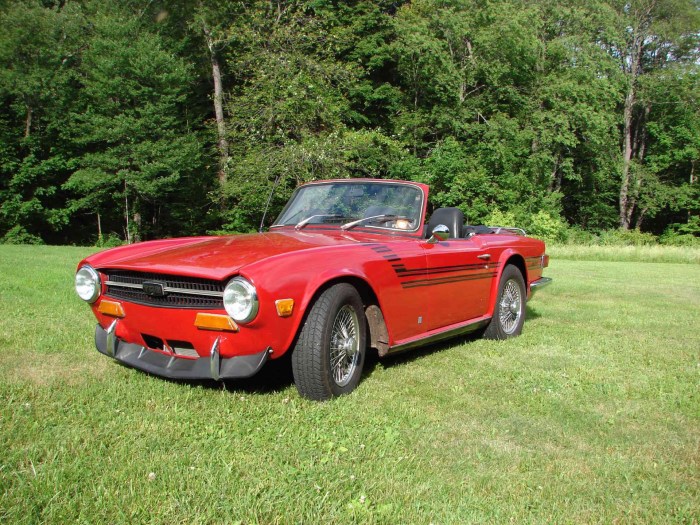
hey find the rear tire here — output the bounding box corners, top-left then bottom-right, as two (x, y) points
(483, 264), (526, 340)
(292, 284), (366, 400)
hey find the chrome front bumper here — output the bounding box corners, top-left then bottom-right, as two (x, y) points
(529, 277), (552, 297)
(95, 323), (269, 380)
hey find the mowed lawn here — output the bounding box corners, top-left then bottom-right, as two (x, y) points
(0, 245), (698, 524)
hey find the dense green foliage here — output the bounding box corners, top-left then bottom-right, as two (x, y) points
(0, 0), (698, 244)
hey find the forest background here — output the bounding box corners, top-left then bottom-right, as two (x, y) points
(1, 0), (698, 247)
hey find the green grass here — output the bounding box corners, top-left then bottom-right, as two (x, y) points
(549, 243), (700, 264)
(1, 244), (698, 524)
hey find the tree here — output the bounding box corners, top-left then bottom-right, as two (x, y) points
(603, 0), (700, 228)
(65, 8), (205, 243)
(0, 0), (86, 243)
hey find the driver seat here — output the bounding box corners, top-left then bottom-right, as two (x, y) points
(427, 207), (464, 239)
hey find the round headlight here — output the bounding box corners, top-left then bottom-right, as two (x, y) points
(223, 277), (259, 323)
(75, 265), (101, 303)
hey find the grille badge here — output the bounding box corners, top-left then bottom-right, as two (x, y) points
(142, 281), (167, 297)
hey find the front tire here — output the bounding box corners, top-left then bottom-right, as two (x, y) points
(292, 283), (366, 400)
(483, 264), (526, 340)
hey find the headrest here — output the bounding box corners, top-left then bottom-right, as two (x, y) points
(427, 207), (464, 238)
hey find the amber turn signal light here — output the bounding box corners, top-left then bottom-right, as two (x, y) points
(194, 313), (239, 332)
(275, 298), (294, 317)
(97, 300), (125, 318)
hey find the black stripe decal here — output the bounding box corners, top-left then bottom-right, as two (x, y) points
(395, 261), (500, 276)
(402, 271), (497, 289)
(370, 244), (499, 289)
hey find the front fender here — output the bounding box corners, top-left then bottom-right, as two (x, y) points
(240, 251), (378, 358)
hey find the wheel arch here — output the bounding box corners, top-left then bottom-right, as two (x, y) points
(486, 251), (528, 317)
(309, 275), (380, 308)
(293, 274), (388, 358)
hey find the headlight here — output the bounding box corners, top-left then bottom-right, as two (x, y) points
(223, 277), (259, 323)
(75, 265), (101, 303)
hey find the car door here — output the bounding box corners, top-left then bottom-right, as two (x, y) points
(421, 238), (497, 331)
(364, 241), (429, 343)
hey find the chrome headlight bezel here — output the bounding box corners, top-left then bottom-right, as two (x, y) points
(223, 277), (259, 324)
(75, 265), (101, 303)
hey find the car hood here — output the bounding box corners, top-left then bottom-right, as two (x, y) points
(85, 230), (366, 281)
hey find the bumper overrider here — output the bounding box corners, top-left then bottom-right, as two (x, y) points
(95, 322), (269, 380)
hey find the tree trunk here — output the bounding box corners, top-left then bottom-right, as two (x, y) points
(132, 212), (142, 243)
(97, 212), (102, 243)
(619, 83), (636, 229)
(691, 160), (697, 222)
(24, 104), (32, 138)
(203, 25), (229, 188)
(548, 154), (562, 193)
(635, 208), (647, 230)
(619, 33), (644, 230)
(124, 180), (131, 244)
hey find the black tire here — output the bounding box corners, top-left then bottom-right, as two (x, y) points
(292, 283), (367, 400)
(483, 264), (526, 340)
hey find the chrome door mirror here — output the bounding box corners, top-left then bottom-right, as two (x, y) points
(427, 224), (450, 244)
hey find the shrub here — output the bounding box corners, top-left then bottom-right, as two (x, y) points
(598, 229), (657, 246)
(562, 226), (599, 245)
(484, 208), (517, 228)
(95, 233), (124, 248)
(1, 226), (44, 245)
(659, 218), (700, 246)
(527, 210), (568, 243)
(659, 232), (700, 246)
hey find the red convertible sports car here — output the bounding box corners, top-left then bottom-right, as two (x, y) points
(75, 179), (551, 400)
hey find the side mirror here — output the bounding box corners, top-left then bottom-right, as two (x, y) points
(427, 224), (450, 244)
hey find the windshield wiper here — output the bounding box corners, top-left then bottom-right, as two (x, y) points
(341, 214), (399, 231)
(295, 214), (342, 230)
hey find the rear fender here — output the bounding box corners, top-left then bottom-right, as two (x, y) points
(486, 250), (527, 317)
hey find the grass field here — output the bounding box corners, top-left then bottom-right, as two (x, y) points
(0, 244), (698, 524)
(549, 243), (700, 265)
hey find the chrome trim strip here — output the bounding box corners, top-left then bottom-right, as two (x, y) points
(158, 286), (223, 297)
(388, 318), (490, 354)
(210, 337), (221, 380)
(529, 277), (552, 296)
(104, 280), (142, 290)
(105, 320), (118, 357)
(491, 226), (527, 236)
(105, 280), (224, 298)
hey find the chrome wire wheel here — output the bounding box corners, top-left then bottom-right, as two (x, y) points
(498, 278), (522, 335)
(329, 304), (360, 387)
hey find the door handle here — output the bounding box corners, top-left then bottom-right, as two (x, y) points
(477, 254), (491, 260)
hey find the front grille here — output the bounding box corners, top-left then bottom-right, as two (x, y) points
(104, 270), (224, 309)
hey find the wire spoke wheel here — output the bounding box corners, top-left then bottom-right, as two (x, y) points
(484, 264), (526, 340)
(498, 279), (522, 334)
(329, 305), (360, 387)
(292, 283), (367, 400)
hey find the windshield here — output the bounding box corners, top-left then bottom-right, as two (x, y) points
(272, 181), (424, 233)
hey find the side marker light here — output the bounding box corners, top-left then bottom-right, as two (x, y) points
(275, 299), (294, 317)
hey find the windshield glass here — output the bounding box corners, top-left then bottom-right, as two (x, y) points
(272, 181), (424, 232)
